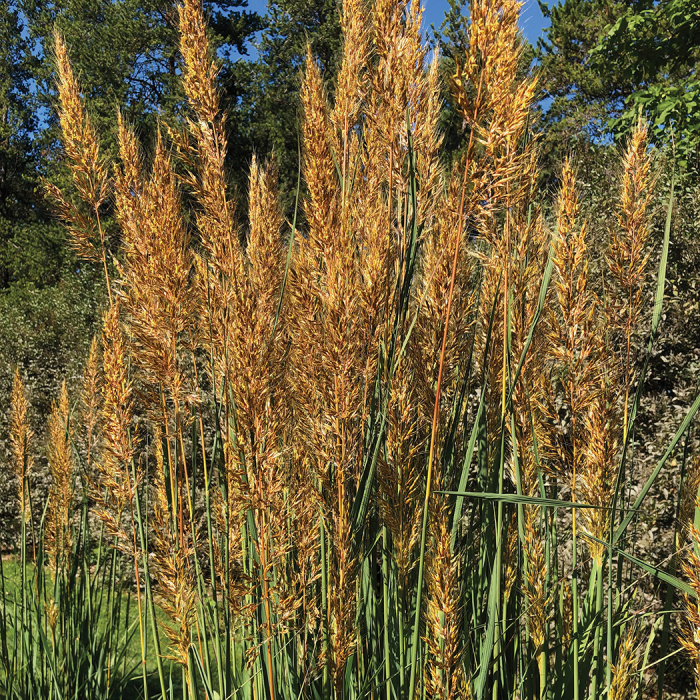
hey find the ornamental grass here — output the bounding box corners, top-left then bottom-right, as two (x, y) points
(2, 0), (699, 698)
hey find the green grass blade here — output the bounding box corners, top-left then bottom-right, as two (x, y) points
(438, 491), (606, 509)
(584, 532), (696, 597)
(614, 391), (700, 543)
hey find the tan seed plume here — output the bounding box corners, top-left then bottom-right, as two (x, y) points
(10, 369), (33, 521)
(45, 383), (75, 567)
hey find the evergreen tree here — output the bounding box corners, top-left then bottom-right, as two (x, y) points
(247, 0), (342, 210)
(0, 3), (61, 291)
(593, 0), (700, 171)
(537, 0), (700, 177)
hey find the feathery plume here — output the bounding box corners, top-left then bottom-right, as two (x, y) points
(451, 0), (538, 207)
(681, 521), (700, 698)
(248, 156), (285, 322)
(10, 369), (33, 520)
(300, 49), (338, 259)
(179, 0), (219, 123)
(47, 32), (113, 304)
(608, 118), (653, 333)
(548, 161), (598, 481)
(681, 454), (700, 536)
(607, 118), (654, 439)
(52, 31), (109, 212)
(90, 305), (137, 552)
(578, 385), (620, 565)
(424, 503), (466, 700)
(117, 128), (195, 415)
(177, 0), (239, 274)
(609, 624), (640, 700)
(150, 429), (196, 671)
(331, 0), (369, 158)
(378, 363), (425, 588)
(45, 383), (75, 567)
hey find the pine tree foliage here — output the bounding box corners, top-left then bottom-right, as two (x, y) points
(247, 0), (342, 209)
(537, 0), (700, 178)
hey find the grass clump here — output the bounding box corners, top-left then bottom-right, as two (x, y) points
(2, 0), (699, 698)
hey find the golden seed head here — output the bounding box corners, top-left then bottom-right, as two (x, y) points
(46, 382), (75, 566)
(99, 304), (136, 486)
(179, 0), (220, 123)
(609, 623), (641, 700)
(10, 369), (33, 516)
(607, 117), (654, 334)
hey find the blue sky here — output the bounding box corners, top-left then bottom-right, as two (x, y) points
(420, 0), (549, 46)
(242, 0), (550, 55)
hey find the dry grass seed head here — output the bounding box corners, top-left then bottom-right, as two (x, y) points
(114, 114), (143, 250)
(548, 160), (600, 481)
(179, 0), (220, 123)
(452, 0), (537, 189)
(301, 49), (339, 259)
(365, 0), (441, 223)
(116, 112), (142, 194)
(681, 524), (700, 698)
(370, 0), (427, 154)
(412, 153), (477, 427)
(452, 0), (522, 125)
(331, 0), (369, 147)
(247, 155), (285, 331)
(378, 362), (425, 584)
(213, 157), (288, 526)
(579, 383), (620, 564)
(424, 503), (466, 700)
(503, 509), (519, 600)
(46, 33), (109, 262)
(523, 505), (548, 652)
(681, 453), (700, 537)
(178, 0), (239, 276)
(91, 304), (138, 551)
(10, 369), (33, 518)
(151, 428), (197, 668)
(607, 118), (654, 333)
(53, 31), (108, 209)
(46, 383), (75, 566)
(609, 622), (641, 700)
(117, 129), (195, 413)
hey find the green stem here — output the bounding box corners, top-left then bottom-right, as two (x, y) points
(383, 527), (391, 700)
(572, 533), (579, 700)
(591, 561), (604, 699)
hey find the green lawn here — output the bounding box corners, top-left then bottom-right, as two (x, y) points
(0, 554), (184, 699)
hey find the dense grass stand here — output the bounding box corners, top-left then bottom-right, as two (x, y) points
(2, 0), (699, 698)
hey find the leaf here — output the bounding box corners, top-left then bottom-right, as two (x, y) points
(583, 533), (697, 598)
(437, 491), (606, 509)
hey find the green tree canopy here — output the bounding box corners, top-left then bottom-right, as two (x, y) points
(537, 0), (700, 176)
(0, 3), (68, 291)
(593, 0), (700, 170)
(246, 0), (342, 209)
